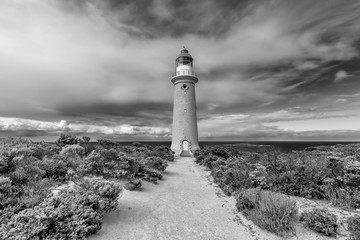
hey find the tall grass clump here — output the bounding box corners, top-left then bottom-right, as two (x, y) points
(235, 188), (297, 236)
(322, 186), (360, 209)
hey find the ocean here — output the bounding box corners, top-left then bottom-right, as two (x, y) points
(115, 141), (360, 153)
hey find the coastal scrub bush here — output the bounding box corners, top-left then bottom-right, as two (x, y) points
(135, 167), (163, 183)
(97, 139), (118, 150)
(216, 158), (251, 195)
(343, 158), (360, 187)
(80, 136), (95, 156)
(194, 146), (233, 163)
(79, 150), (104, 175)
(9, 166), (28, 184)
(76, 177), (123, 213)
(59, 144), (85, 158)
(323, 186), (360, 209)
(0, 177), (23, 221)
(152, 146), (174, 162)
(56, 134), (81, 147)
(0, 190), (103, 240)
(36, 142), (62, 158)
(235, 188), (297, 236)
(9, 155), (45, 184)
(0, 176), (11, 192)
(266, 152), (330, 199)
(140, 156), (168, 172)
(327, 156), (360, 188)
(300, 208), (338, 236)
(59, 145), (89, 172)
(18, 182), (51, 209)
(78, 148), (165, 181)
(124, 179), (142, 191)
(348, 215), (360, 240)
(0, 152), (15, 174)
(38, 156), (68, 181)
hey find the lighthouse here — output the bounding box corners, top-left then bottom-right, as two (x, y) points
(170, 47), (200, 157)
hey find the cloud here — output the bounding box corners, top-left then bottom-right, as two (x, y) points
(1, 0), (360, 140)
(198, 107), (359, 139)
(264, 116), (360, 132)
(0, 117), (170, 137)
(334, 70), (349, 82)
(293, 61), (319, 71)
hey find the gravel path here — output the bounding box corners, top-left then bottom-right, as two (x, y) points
(88, 157), (255, 240)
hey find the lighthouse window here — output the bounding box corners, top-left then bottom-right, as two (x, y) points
(181, 84), (189, 90)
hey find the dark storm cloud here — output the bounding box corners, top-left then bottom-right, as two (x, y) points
(59, 102), (172, 118)
(57, 0), (253, 38)
(58, 101), (173, 127)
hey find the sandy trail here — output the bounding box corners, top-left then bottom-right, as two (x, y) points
(88, 157), (255, 240)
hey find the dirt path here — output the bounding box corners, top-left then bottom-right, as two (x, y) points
(88, 157), (255, 240)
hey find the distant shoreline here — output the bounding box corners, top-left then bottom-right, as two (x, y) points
(46, 140), (360, 153)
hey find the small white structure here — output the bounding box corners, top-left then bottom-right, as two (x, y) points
(170, 47), (200, 157)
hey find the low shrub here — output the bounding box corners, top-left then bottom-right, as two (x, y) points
(9, 155), (45, 184)
(300, 208), (338, 236)
(235, 188), (297, 236)
(79, 151), (104, 175)
(97, 139), (118, 150)
(76, 177), (123, 213)
(323, 186), (360, 209)
(0, 177), (23, 212)
(211, 157), (254, 196)
(124, 179), (142, 191)
(140, 156), (168, 172)
(80, 136), (95, 156)
(0, 176), (11, 192)
(9, 166), (27, 185)
(0, 190), (103, 240)
(56, 134), (81, 147)
(153, 146), (174, 162)
(348, 215), (360, 240)
(78, 149), (136, 179)
(59, 144), (85, 158)
(38, 156), (68, 181)
(135, 167), (163, 183)
(0, 152), (15, 174)
(198, 154), (219, 169)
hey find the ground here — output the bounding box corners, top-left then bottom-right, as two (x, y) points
(88, 157), (359, 240)
(88, 157), (254, 240)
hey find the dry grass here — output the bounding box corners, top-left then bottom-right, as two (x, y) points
(236, 188), (298, 236)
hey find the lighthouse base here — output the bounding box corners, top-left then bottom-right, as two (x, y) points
(171, 139), (200, 157)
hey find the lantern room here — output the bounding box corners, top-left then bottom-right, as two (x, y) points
(175, 47), (195, 76)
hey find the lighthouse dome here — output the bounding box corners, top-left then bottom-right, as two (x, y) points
(176, 47), (193, 67)
(176, 48), (193, 59)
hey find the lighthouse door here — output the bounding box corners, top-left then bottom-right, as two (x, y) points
(180, 140), (191, 157)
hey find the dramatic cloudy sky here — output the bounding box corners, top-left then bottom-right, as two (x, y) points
(1, 0), (360, 141)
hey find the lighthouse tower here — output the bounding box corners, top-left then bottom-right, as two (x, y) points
(170, 47), (200, 157)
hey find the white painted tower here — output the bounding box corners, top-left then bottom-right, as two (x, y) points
(170, 47), (200, 157)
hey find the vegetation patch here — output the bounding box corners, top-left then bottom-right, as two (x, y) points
(300, 208), (338, 236)
(235, 188), (298, 236)
(0, 135), (173, 239)
(194, 144), (360, 209)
